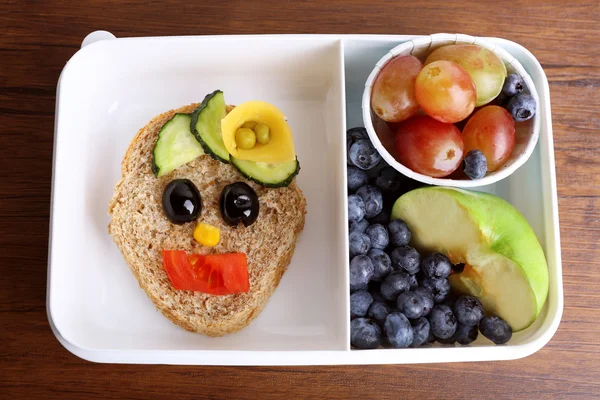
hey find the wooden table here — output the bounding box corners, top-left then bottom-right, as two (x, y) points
(2, 1), (599, 398)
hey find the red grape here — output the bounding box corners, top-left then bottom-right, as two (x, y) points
(394, 115), (464, 178)
(371, 55), (423, 123)
(415, 60), (476, 123)
(425, 44), (507, 106)
(462, 106), (515, 172)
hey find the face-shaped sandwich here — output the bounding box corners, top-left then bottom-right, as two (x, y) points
(108, 91), (306, 336)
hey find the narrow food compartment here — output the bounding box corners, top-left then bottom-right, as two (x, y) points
(343, 36), (562, 361)
(49, 35), (349, 358)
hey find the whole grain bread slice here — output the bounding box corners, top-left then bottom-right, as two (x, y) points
(108, 104), (306, 336)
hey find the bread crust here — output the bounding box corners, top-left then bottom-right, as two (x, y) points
(108, 104), (306, 336)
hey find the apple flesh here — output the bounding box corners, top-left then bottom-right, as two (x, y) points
(391, 187), (549, 331)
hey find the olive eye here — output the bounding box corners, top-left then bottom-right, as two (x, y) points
(162, 179), (202, 224)
(220, 182), (259, 227)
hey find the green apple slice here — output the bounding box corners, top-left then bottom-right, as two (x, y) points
(391, 187), (549, 331)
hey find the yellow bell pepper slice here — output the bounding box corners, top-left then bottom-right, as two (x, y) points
(221, 101), (296, 163)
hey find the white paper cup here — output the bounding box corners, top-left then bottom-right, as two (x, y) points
(362, 33), (541, 188)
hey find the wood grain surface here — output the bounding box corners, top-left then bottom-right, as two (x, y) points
(1, 0), (599, 398)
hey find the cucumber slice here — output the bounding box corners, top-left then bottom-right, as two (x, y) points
(152, 113), (204, 177)
(191, 90), (229, 163)
(231, 156), (300, 188)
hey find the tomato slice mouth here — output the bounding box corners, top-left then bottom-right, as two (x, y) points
(163, 250), (250, 295)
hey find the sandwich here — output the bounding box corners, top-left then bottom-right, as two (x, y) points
(108, 90), (306, 336)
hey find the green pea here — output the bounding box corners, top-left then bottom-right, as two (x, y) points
(235, 128), (256, 150)
(254, 123), (271, 145)
(242, 121), (257, 130)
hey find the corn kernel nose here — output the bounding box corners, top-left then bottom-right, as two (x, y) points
(193, 222), (221, 247)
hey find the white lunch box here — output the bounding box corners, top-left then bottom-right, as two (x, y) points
(48, 31), (562, 365)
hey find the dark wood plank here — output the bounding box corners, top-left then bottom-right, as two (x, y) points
(1, 0), (599, 398)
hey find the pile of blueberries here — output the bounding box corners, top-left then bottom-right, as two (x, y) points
(347, 127), (512, 349)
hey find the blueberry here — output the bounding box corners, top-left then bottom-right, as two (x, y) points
(395, 178), (429, 198)
(349, 218), (369, 234)
(413, 287), (434, 317)
(375, 167), (403, 193)
(384, 312), (413, 348)
(422, 278), (451, 304)
(421, 253), (452, 279)
(367, 301), (392, 327)
(380, 270), (411, 301)
(408, 274), (418, 289)
(436, 335), (457, 345)
(462, 150), (488, 180)
(453, 263), (465, 273)
(366, 159), (385, 181)
(347, 194), (366, 223)
(351, 318), (382, 349)
(507, 93), (536, 122)
(387, 219), (411, 247)
(368, 281), (387, 303)
(493, 92), (510, 107)
(501, 73), (525, 97)
(350, 290), (374, 319)
(347, 127), (368, 166)
(349, 255), (374, 291)
(428, 305), (457, 340)
(455, 323), (478, 345)
(365, 224), (389, 250)
(426, 329), (435, 344)
(347, 127), (368, 147)
(416, 270), (427, 285)
(347, 166), (369, 192)
(390, 246), (421, 275)
(453, 296), (485, 326)
(347, 127), (368, 139)
(442, 292), (458, 308)
(479, 316), (512, 344)
(396, 291), (424, 319)
(368, 207), (390, 225)
(356, 185), (383, 218)
(349, 231), (371, 258)
(410, 317), (431, 347)
(349, 139), (381, 170)
(367, 249), (392, 281)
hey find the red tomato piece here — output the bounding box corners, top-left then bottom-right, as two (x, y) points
(163, 250), (250, 295)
